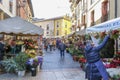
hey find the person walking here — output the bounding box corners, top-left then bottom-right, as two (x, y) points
(59, 41), (66, 57)
(84, 33), (111, 80)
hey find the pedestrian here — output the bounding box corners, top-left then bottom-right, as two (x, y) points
(84, 33), (111, 80)
(49, 39), (53, 51)
(0, 37), (5, 61)
(44, 39), (48, 51)
(59, 41), (66, 57)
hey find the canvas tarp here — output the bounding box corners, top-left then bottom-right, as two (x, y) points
(0, 16), (44, 35)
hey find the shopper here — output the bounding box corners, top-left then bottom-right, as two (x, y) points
(84, 33), (110, 80)
(0, 38), (5, 61)
(59, 41), (66, 57)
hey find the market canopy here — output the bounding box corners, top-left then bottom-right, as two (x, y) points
(75, 29), (86, 35)
(86, 17), (120, 33)
(0, 16), (44, 35)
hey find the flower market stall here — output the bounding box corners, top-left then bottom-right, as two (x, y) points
(0, 17), (44, 77)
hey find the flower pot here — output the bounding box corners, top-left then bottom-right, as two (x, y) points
(18, 70), (25, 77)
(31, 67), (37, 76)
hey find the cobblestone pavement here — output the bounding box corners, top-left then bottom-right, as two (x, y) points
(0, 49), (87, 80)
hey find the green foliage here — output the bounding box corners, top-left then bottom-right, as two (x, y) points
(99, 38), (115, 58)
(85, 34), (91, 40)
(112, 74), (120, 80)
(1, 58), (17, 73)
(14, 52), (29, 71)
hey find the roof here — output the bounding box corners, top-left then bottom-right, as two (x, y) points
(33, 15), (71, 23)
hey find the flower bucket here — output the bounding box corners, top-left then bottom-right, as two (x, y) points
(31, 67), (37, 76)
(18, 70), (25, 77)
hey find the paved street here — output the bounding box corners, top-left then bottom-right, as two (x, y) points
(0, 49), (86, 80)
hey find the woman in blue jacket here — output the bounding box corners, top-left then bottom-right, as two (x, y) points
(85, 34), (110, 80)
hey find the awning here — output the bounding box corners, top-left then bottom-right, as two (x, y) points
(86, 17), (120, 33)
(75, 29), (86, 35)
(0, 16), (44, 36)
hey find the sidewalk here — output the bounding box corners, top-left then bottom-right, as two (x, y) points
(0, 49), (86, 80)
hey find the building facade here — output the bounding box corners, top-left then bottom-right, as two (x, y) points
(16, 0), (34, 21)
(33, 16), (71, 38)
(0, 0), (16, 20)
(54, 16), (71, 38)
(33, 19), (54, 38)
(69, 0), (120, 31)
(0, 0), (34, 21)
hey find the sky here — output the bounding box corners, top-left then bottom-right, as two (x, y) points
(31, 0), (71, 19)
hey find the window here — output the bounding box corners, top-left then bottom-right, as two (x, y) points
(46, 24), (49, 30)
(91, 10), (95, 26)
(9, 0), (13, 13)
(57, 30), (59, 36)
(57, 21), (59, 27)
(65, 22), (67, 28)
(91, 10), (94, 22)
(65, 30), (67, 35)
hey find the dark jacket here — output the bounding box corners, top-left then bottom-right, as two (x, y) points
(85, 35), (109, 80)
(59, 42), (66, 51)
(0, 42), (5, 60)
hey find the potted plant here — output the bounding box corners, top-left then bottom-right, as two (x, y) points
(14, 52), (29, 77)
(1, 58), (17, 73)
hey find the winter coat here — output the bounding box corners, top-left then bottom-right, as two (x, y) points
(84, 35), (109, 80)
(0, 42), (5, 60)
(59, 42), (66, 51)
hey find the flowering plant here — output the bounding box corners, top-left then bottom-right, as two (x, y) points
(26, 56), (43, 68)
(111, 30), (119, 39)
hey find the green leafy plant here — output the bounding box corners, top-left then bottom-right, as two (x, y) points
(1, 58), (17, 73)
(112, 74), (120, 80)
(14, 52), (29, 71)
